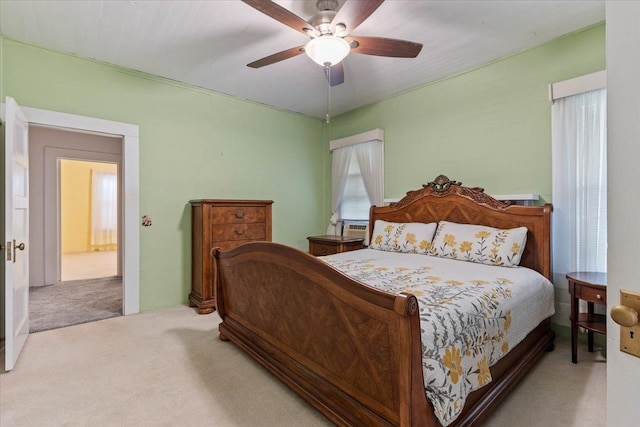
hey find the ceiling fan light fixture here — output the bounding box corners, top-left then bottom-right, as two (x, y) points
(305, 35), (350, 66)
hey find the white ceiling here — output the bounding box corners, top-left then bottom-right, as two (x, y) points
(0, 0), (605, 119)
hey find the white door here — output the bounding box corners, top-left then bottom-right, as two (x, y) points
(3, 96), (30, 371)
(607, 2), (640, 424)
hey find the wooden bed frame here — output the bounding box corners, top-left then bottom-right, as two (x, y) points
(212, 175), (554, 426)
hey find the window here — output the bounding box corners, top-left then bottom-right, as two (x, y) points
(91, 168), (119, 249)
(328, 129), (384, 235)
(552, 83), (607, 287)
(340, 156), (370, 220)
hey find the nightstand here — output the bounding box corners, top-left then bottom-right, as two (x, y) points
(307, 235), (364, 256)
(567, 271), (607, 363)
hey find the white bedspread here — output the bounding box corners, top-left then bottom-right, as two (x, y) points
(321, 248), (554, 426)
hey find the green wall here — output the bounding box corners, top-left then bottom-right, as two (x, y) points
(329, 24), (606, 204)
(0, 23), (606, 311)
(1, 39), (326, 311)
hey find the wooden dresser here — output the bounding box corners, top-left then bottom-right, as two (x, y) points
(189, 199), (273, 314)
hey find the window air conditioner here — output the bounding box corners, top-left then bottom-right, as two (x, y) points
(343, 223), (368, 245)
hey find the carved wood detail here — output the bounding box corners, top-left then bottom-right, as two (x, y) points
(424, 174), (462, 192)
(392, 174), (511, 211)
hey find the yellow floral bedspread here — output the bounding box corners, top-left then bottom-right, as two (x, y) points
(321, 249), (554, 426)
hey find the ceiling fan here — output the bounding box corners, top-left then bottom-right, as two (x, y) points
(242, 0), (423, 86)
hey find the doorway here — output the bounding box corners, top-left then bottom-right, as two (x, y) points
(21, 106), (140, 317)
(28, 127), (125, 332)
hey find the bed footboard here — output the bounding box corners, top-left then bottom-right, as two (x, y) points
(213, 242), (436, 427)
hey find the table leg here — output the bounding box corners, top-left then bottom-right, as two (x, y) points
(587, 301), (594, 352)
(571, 285), (578, 363)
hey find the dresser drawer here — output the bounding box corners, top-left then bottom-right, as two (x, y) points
(308, 235), (364, 256)
(214, 240), (256, 251)
(211, 223), (266, 241)
(577, 285), (607, 304)
(211, 206), (265, 224)
(309, 242), (339, 256)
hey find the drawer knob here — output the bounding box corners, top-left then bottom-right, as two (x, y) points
(234, 210), (246, 219)
(235, 228), (246, 236)
(611, 305), (639, 328)
(596, 294), (603, 300)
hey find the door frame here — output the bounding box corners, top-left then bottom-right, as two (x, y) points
(23, 106), (140, 315)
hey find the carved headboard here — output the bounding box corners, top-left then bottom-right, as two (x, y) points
(369, 175), (552, 279)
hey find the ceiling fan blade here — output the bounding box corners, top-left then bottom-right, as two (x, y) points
(247, 45), (306, 68)
(331, 0), (385, 36)
(346, 36), (423, 58)
(242, 0), (319, 37)
(324, 62), (345, 86)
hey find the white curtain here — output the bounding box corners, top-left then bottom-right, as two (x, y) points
(328, 140), (384, 235)
(552, 88), (607, 288)
(327, 147), (353, 235)
(91, 169), (118, 249)
(353, 140), (384, 208)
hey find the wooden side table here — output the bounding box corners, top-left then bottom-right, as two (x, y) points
(567, 271), (607, 363)
(307, 235), (364, 256)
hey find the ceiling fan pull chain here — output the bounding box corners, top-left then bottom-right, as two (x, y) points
(326, 64), (331, 124)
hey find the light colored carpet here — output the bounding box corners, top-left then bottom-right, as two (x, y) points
(1, 305), (606, 426)
(484, 334), (606, 426)
(29, 277), (122, 333)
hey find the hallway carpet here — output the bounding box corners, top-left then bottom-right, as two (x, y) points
(29, 277), (122, 333)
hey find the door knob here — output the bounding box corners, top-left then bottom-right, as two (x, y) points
(12, 240), (25, 263)
(611, 305), (639, 327)
(612, 290), (640, 358)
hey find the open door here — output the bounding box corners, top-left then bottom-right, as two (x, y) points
(3, 96), (30, 371)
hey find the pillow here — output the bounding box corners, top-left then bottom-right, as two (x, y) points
(369, 220), (437, 254)
(429, 221), (527, 267)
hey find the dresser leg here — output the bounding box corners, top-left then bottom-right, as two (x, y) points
(189, 294), (215, 314)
